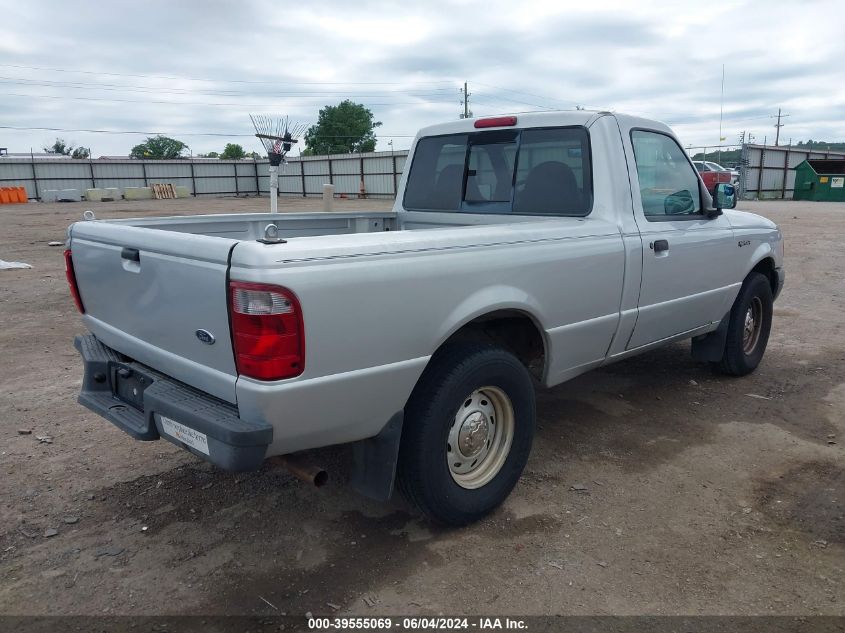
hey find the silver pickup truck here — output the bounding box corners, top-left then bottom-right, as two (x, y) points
(66, 111), (784, 525)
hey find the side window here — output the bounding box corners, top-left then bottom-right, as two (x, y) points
(514, 127), (591, 215)
(403, 134), (468, 210)
(631, 130), (701, 218)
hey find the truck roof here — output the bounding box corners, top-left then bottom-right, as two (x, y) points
(416, 110), (672, 138)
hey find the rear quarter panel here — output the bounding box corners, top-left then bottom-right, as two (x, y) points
(230, 218), (625, 454)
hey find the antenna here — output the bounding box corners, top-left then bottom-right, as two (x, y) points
(249, 114), (307, 213)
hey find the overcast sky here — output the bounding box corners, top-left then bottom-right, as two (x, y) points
(1, 0), (843, 157)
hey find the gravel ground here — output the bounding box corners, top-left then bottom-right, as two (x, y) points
(0, 197), (842, 616)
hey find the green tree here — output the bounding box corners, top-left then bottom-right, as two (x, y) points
(71, 147), (90, 159)
(199, 151), (220, 158)
(692, 149), (741, 164)
(220, 143), (246, 160)
(130, 135), (188, 159)
(304, 100), (382, 155)
(44, 138), (73, 155)
(796, 139), (845, 151)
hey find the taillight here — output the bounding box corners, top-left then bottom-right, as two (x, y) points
(229, 281), (304, 381)
(474, 116), (518, 128)
(64, 249), (85, 313)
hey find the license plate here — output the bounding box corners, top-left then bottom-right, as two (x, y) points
(160, 416), (210, 455)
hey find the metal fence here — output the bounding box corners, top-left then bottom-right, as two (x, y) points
(0, 150), (409, 201)
(740, 144), (845, 199)
(7, 142), (844, 203)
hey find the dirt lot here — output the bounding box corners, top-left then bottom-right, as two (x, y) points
(0, 197), (842, 616)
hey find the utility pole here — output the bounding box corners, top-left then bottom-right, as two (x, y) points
(772, 108), (790, 146)
(459, 81), (472, 119)
(718, 64), (725, 164)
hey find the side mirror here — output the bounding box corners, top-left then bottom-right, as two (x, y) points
(714, 183), (737, 210)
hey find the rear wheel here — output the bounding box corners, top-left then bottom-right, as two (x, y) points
(713, 272), (773, 376)
(398, 343), (535, 526)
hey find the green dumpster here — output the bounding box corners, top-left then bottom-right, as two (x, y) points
(793, 159), (845, 201)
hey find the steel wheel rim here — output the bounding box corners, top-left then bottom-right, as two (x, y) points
(447, 386), (515, 490)
(742, 296), (763, 354)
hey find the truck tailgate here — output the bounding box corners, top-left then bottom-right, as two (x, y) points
(69, 221), (239, 403)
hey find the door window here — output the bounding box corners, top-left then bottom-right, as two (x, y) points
(631, 131), (701, 219)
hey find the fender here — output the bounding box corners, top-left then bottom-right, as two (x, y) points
(351, 290), (548, 502)
(433, 286), (550, 378)
(691, 246), (777, 363)
(743, 241), (775, 277)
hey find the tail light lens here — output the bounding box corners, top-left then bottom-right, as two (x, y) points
(64, 249), (85, 313)
(229, 281), (304, 381)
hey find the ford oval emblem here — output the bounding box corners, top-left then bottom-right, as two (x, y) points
(195, 329), (215, 345)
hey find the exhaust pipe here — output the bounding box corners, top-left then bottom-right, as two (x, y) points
(272, 455), (328, 488)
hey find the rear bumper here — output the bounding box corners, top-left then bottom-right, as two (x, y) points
(74, 334), (272, 471)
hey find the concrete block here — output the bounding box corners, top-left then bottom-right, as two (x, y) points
(59, 189), (82, 202)
(322, 184), (335, 212)
(87, 188), (122, 202)
(124, 187), (153, 200)
(42, 189), (82, 202)
(174, 185), (191, 198)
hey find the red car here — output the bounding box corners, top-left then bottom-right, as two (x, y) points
(693, 161), (732, 194)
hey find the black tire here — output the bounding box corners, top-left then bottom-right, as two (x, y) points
(397, 342), (535, 526)
(712, 272), (773, 376)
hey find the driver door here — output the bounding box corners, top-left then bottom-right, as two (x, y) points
(626, 129), (738, 349)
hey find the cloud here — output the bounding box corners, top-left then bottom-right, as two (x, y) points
(0, 0), (843, 156)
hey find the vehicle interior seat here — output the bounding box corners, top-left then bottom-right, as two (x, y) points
(515, 160), (583, 214)
(426, 164), (483, 208)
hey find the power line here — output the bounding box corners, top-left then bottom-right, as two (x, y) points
(0, 124), (417, 138)
(0, 92), (455, 108)
(0, 76), (456, 98)
(0, 63), (455, 87)
(471, 93), (556, 111)
(473, 81), (583, 108)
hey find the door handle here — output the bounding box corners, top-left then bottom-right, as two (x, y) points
(121, 247), (140, 262)
(650, 239), (669, 253)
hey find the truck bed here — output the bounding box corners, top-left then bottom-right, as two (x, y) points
(105, 211), (400, 240)
(101, 209), (550, 240)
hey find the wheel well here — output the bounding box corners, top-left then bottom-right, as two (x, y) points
(439, 311), (546, 380)
(750, 257), (777, 296)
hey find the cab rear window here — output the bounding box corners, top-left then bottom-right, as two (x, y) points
(403, 127), (592, 216)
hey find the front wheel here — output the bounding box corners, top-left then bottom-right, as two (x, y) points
(397, 343), (535, 526)
(713, 272), (773, 376)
